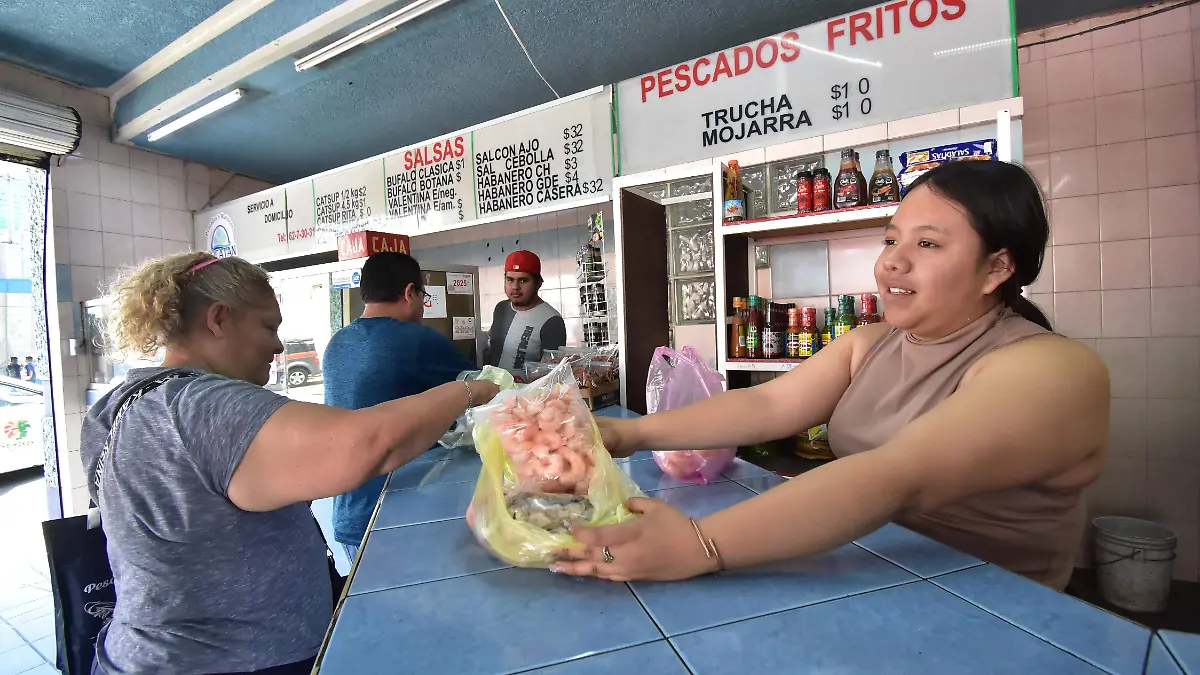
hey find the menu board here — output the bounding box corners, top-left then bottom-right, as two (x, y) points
(311, 159), (387, 244)
(616, 0), (1014, 174)
(472, 92), (612, 220)
(201, 89), (614, 264)
(193, 187), (289, 261)
(383, 134), (475, 233)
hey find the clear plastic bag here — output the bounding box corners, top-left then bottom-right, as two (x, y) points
(466, 360), (644, 567)
(647, 346), (737, 484)
(439, 366), (517, 449)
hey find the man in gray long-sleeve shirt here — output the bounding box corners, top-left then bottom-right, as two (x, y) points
(485, 250), (566, 377)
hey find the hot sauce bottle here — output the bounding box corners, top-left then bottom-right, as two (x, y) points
(858, 293), (881, 325)
(746, 296), (764, 358)
(724, 161), (745, 222)
(812, 168), (832, 212)
(788, 307), (818, 358)
(834, 149), (865, 210)
(731, 297), (748, 358)
(834, 294), (857, 338)
(820, 307), (837, 348)
(796, 169), (814, 214)
(869, 150), (899, 204)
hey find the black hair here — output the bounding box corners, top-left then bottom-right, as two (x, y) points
(359, 252), (424, 304)
(907, 160), (1053, 331)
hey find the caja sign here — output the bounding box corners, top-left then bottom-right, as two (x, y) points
(616, 0), (1013, 174)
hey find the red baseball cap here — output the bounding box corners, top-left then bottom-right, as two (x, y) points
(505, 250), (541, 276)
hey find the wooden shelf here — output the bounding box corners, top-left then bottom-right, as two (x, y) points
(725, 358), (807, 372)
(720, 204), (898, 240)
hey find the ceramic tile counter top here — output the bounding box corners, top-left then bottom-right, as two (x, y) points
(314, 407), (1171, 675)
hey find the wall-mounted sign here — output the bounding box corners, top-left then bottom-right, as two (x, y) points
(383, 134), (475, 233)
(446, 272), (474, 296)
(336, 230), (411, 261)
(423, 285), (447, 319)
(193, 187), (289, 261)
(197, 89), (614, 264)
(311, 159), (386, 244)
(332, 268), (362, 290)
(473, 91), (612, 220)
(452, 316), (476, 340)
(616, 0), (1014, 174)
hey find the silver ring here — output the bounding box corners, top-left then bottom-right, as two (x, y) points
(602, 546), (614, 564)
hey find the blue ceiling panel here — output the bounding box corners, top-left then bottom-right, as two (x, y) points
(114, 0), (351, 128)
(133, 0), (551, 182)
(0, 0), (230, 87)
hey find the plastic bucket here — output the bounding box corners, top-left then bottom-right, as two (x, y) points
(1092, 516), (1176, 613)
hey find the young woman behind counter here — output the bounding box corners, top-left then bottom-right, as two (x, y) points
(555, 160), (1110, 591)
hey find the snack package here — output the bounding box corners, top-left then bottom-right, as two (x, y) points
(438, 366), (517, 449)
(647, 346), (737, 484)
(897, 139), (997, 197)
(466, 360), (644, 567)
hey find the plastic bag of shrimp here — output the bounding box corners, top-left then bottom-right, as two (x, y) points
(439, 366), (518, 449)
(464, 359), (645, 567)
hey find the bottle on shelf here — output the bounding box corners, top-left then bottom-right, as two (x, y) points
(834, 149), (865, 210)
(869, 150), (899, 204)
(820, 307), (838, 349)
(796, 169), (814, 214)
(763, 303), (786, 359)
(858, 293), (881, 325)
(724, 161), (745, 223)
(854, 151), (869, 206)
(834, 294), (857, 338)
(746, 296), (764, 358)
(787, 307), (818, 358)
(730, 297), (748, 358)
(813, 167), (832, 212)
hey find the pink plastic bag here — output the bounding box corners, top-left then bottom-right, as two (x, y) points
(647, 346), (737, 484)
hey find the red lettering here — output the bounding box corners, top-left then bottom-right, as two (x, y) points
(674, 63), (692, 93)
(733, 46), (753, 75)
(403, 151), (414, 171)
(639, 75), (654, 103)
(454, 136), (464, 157)
(827, 17), (847, 51)
(694, 57), (712, 85)
(876, 6), (884, 38)
(884, 1), (908, 33)
(849, 11), (873, 45)
(910, 0), (937, 28)
(755, 37), (779, 69)
(941, 0), (965, 20)
(780, 31), (800, 62)
(657, 68), (673, 98)
(713, 52), (734, 81)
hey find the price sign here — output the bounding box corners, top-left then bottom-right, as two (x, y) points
(383, 134), (475, 233)
(473, 91), (612, 220)
(311, 159), (387, 245)
(423, 285), (447, 319)
(446, 272), (474, 296)
(616, 0), (1014, 174)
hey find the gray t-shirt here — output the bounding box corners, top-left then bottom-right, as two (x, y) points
(485, 300), (566, 374)
(82, 367), (331, 674)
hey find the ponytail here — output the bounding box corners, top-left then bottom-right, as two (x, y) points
(1002, 282), (1052, 331)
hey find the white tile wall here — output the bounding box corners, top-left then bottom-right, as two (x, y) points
(1, 61), (276, 515)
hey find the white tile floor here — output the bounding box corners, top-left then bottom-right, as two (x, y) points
(0, 471), (58, 675)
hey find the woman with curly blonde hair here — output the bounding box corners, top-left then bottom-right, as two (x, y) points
(83, 252), (498, 675)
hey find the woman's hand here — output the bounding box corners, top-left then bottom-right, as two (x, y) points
(550, 498), (719, 581)
(595, 417), (640, 458)
(468, 380), (500, 407)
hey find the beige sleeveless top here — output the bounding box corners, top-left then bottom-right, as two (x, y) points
(827, 304), (1084, 590)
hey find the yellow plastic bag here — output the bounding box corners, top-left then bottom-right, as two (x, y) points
(439, 366), (517, 449)
(466, 360), (645, 567)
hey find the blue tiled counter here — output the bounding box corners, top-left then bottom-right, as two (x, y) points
(313, 407), (1168, 675)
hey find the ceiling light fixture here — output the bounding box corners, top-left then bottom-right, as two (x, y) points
(294, 0), (456, 71)
(147, 88), (244, 142)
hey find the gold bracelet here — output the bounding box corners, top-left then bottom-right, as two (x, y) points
(689, 518), (724, 572)
(462, 380), (474, 408)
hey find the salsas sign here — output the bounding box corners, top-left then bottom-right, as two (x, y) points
(616, 0), (1015, 174)
(194, 89), (613, 264)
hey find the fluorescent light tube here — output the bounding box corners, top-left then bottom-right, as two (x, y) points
(147, 89), (244, 142)
(295, 0), (456, 72)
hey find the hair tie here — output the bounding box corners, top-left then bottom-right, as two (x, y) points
(189, 258), (219, 273)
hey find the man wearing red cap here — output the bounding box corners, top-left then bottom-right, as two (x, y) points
(484, 250), (566, 376)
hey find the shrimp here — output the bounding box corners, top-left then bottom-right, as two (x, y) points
(535, 430), (562, 450)
(542, 453), (566, 480)
(558, 447), (590, 489)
